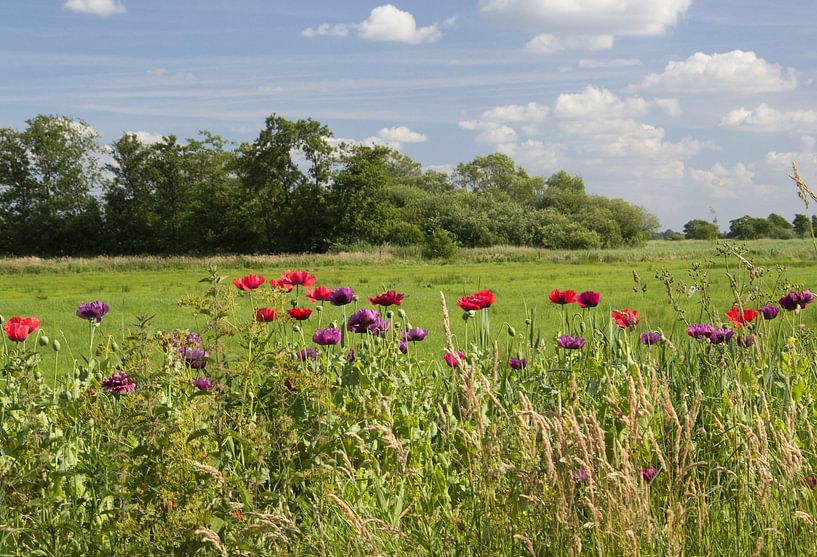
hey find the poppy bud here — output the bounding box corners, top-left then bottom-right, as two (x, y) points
(386, 310), (394, 319)
(290, 299), (298, 307)
(293, 325), (301, 333)
(525, 319), (532, 325)
(0, 315), (4, 324)
(352, 295), (359, 302)
(397, 309), (406, 319)
(507, 326), (516, 337)
(112, 341), (119, 352)
(34, 372), (42, 381)
(316, 305), (323, 313)
(39, 335), (50, 346)
(52, 339), (61, 352)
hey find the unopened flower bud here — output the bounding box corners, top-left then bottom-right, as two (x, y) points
(112, 341), (119, 352)
(315, 305), (323, 313)
(525, 319), (532, 325)
(352, 295), (360, 302)
(507, 326), (516, 337)
(290, 299), (298, 307)
(397, 309), (406, 319)
(39, 335), (50, 346)
(386, 310), (394, 319)
(52, 339), (61, 352)
(293, 325), (301, 334)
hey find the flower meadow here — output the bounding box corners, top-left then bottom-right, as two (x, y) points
(4, 249), (817, 555)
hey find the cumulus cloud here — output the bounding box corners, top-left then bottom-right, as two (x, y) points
(721, 103), (817, 133)
(63, 0), (126, 16)
(475, 125), (518, 145)
(688, 163), (768, 198)
(497, 139), (559, 170)
(578, 58), (642, 69)
(554, 86), (649, 119)
(525, 34), (613, 53)
(303, 5), (443, 45)
(641, 50), (797, 93)
(330, 125), (428, 151)
(376, 126), (428, 144)
(766, 136), (817, 174)
(127, 131), (165, 145)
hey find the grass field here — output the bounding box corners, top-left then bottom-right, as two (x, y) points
(2, 240), (816, 361)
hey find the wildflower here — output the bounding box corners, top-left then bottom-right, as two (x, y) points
(76, 300), (110, 323)
(306, 286), (332, 302)
(328, 287), (355, 306)
(708, 328), (733, 344)
(191, 377), (214, 391)
(367, 316), (390, 335)
(296, 348), (317, 361)
(804, 475), (817, 489)
(346, 308), (379, 333)
(255, 308), (278, 322)
(368, 290), (405, 307)
(233, 274), (265, 291)
(576, 291), (600, 308)
(3, 316), (39, 342)
(549, 290), (576, 305)
(640, 331), (663, 345)
(180, 346), (208, 368)
(398, 340), (407, 354)
(269, 279), (294, 292)
(101, 371), (136, 394)
(611, 309), (639, 329)
(286, 307), (312, 321)
(508, 356), (527, 370)
(759, 305), (779, 320)
(640, 467), (658, 483)
(736, 335), (755, 348)
(573, 468), (589, 484)
(284, 378), (295, 391)
(280, 270), (316, 287)
(687, 323), (714, 339)
(456, 290), (495, 311)
(557, 335), (586, 349)
(443, 351), (465, 367)
(402, 327), (428, 342)
(779, 290), (815, 311)
(347, 349), (355, 363)
(312, 328), (341, 346)
(725, 306), (757, 328)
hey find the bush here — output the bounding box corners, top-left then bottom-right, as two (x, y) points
(423, 228), (459, 260)
(384, 221), (425, 246)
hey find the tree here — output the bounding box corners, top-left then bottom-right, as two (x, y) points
(683, 219), (719, 240)
(454, 153), (544, 203)
(793, 214), (811, 238)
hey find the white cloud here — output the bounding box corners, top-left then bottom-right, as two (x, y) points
(127, 131), (164, 145)
(642, 50), (797, 93)
(301, 23), (349, 38)
(766, 136), (817, 175)
(554, 86), (649, 119)
(722, 103), (817, 133)
(578, 58), (642, 69)
(654, 98), (682, 117)
(482, 102), (550, 123)
(688, 163), (768, 198)
(377, 126), (427, 144)
(63, 0), (126, 16)
(525, 34), (613, 53)
(475, 125), (518, 144)
(147, 68), (169, 77)
(331, 126), (427, 151)
(497, 139), (559, 171)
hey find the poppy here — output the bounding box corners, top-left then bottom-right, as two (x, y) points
(328, 287), (355, 306)
(286, 307), (312, 321)
(456, 290), (495, 311)
(233, 274), (265, 291)
(3, 316), (40, 342)
(269, 279), (294, 292)
(306, 286), (332, 302)
(725, 306), (757, 327)
(549, 290), (576, 305)
(557, 335), (585, 349)
(280, 270), (316, 287)
(611, 309), (639, 329)
(255, 308), (278, 322)
(312, 328), (341, 346)
(368, 290), (405, 307)
(576, 291), (600, 308)
(443, 351), (465, 367)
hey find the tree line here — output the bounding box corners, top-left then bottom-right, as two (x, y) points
(0, 114), (660, 257)
(667, 213), (815, 241)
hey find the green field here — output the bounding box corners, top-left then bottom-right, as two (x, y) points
(2, 240), (816, 360)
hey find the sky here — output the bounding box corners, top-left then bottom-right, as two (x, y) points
(2, 0), (817, 230)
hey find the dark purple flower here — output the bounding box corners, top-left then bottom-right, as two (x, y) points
(180, 346), (208, 369)
(641, 467), (658, 483)
(687, 323), (714, 339)
(76, 300), (110, 323)
(573, 468), (588, 484)
(101, 371), (136, 394)
(508, 356), (527, 370)
(312, 327), (341, 346)
(402, 327), (428, 342)
(191, 377), (214, 391)
(347, 349), (355, 363)
(759, 305), (779, 320)
(398, 340), (407, 354)
(296, 348), (317, 361)
(708, 328), (733, 344)
(736, 335), (755, 348)
(346, 308), (379, 334)
(443, 351), (465, 367)
(328, 287), (355, 306)
(367, 316), (390, 335)
(576, 291), (600, 309)
(640, 331), (663, 345)
(779, 290), (815, 311)
(557, 335), (586, 350)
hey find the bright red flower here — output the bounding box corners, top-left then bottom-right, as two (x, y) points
(269, 279), (294, 292)
(456, 290), (495, 311)
(306, 286), (332, 302)
(725, 306), (757, 328)
(612, 309), (639, 329)
(255, 308), (278, 322)
(3, 316), (40, 342)
(368, 290), (405, 307)
(280, 270), (316, 287)
(549, 290), (577, 305)
(286, 307), (312, 321)
(233, 274), (265, 291)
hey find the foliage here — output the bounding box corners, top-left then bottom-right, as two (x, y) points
(683, 218), (719, 240)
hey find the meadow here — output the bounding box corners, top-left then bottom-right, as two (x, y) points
(3, 239), (817, 555)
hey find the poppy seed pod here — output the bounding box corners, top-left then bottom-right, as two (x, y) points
(316, 305), (323, 313)
(507, 326), (516, 337)
(397, 309), (406, 319)
(52, 339), (61, 352)
(39, 335), (49, 346)
(290, 299), (298, 307)
(292, 325), (301, 333)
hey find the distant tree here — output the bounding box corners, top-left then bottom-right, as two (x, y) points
(728, 216), (770, 239)
(683, 219), (719, 240)
(454, 153), (544, 203)
(662, 229), (685, 241)
(793, 213), (811, 238)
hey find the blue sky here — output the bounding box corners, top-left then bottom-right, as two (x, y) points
(2, 0), (817, 229)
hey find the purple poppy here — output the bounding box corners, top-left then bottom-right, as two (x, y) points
(312, 327), (342, 346)
(508, 356), (527, 370)
(641, 467), (658, 483)
(398, 340), (407, 354)
(296, 348), (317, 361)
(180, 346), (208, 369)
(367, 316), (390, 335)
(557, 335), (586, 350)
(573, 468), (588, 484)
(687, 323), (714, 339)
(736, 335), (755, 348)
(779, 290), (815, 311)
(576, 291), (600, 309)
(101, 371), (136, 394)
(443, 351), (465, 367)
(346, 349), (355, 363)
(402, 327), (428, 342)
(76, 300), (110, 323)
(191, 377), (214, 391)
(640, 331), (663, 345)
(708, 328), (733, 344)
(346, 308), (379, 334)
(328, 287), (355, 306)
(759, 305), (779, 320)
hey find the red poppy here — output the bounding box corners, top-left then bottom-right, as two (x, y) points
(306, 286), (332, 302)
(725, 306), (757, 328)
(280, 270), (316, 287)
(612, 309), (639, 329)
(286, 307), (312, 321)
(233, 274), (265, 291)
(269, 279), (294, 292)
(456, 290), (495, 311)
(549, 290), (577, 305)
(255, 308), (278, 322)
(3, 316), (40, 342)
(368, 290), (405, 307)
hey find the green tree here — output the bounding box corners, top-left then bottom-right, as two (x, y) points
(793, 214), (811, 238)
(454, 153), (544, 203)
(683, 219), (719, 240)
